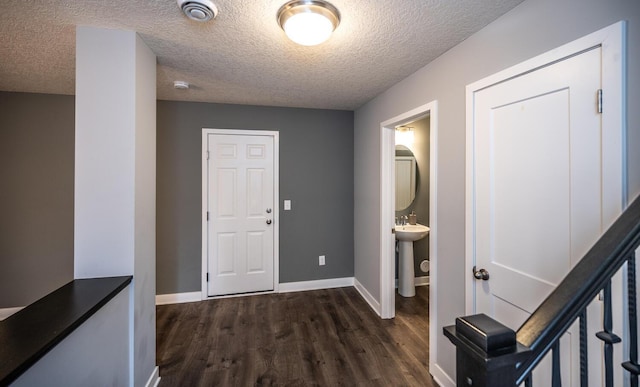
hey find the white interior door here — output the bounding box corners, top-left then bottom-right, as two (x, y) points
(204, 132), (275, 296)
(469, 47), (609, 385)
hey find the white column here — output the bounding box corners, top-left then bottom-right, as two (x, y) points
(75, 26), (157, 386)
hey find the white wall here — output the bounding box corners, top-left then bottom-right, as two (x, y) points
(75, 26), (157, 386)
(354, 0), (640, 382)
(75, 27), (136, 278)
(133, 32), (157, 387)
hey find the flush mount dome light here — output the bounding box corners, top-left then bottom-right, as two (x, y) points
(277, 0), (340, 46)
(177, 0), (218, 22)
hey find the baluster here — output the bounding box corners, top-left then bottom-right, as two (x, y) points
(552, 340), (562, 387)
(525, 374), (533, 387)
(623, 254), (640, 387)
(580, 309), (588, 387)
(596, 279), (622, 387)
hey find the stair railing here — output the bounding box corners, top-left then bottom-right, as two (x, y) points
(444, 194), (640, 387)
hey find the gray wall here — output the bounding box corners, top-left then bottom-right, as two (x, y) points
(396, 116), (430, 276)
(0, 92), (74, 308)
(0, 93), (354, 303)
(157, 101), (354, 295)
(354, 0), (640, 382)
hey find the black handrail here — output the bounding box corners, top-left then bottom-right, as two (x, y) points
(514, 194), (640, 384)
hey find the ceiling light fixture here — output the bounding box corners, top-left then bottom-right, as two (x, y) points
(177, 0), (218, 22)
(395, 127), (414, 147)
(277, 0), (340, 46)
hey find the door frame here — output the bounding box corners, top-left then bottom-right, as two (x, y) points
(201, 129), (280, 300)
(465, 21), (626, 314)
(380, 100), (438, 370)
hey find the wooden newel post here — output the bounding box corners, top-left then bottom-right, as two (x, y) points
(444, 314), (531, 387)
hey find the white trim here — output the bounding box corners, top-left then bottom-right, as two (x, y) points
(380, 121), (396, 319)
(278, 277), (354, 293)
(380, 100), (439, 376)
(465, 21), (626, 316)
(144, 366), (160, 387)
(430, 363), (456, 387)
(380, 101), (437, 318)
(354, 278), (381, 317)
(156, 278), (355, 304)
(155, 291), (202, 305)
(394, 276), (430, 288)
(0, 306), (24, 321)
(202, 131), (208, 300)
(201, 129), (280, 300)
(205, 290), (276, 300)
(427, 104), (439, 379)
(465, 67), (475, 316)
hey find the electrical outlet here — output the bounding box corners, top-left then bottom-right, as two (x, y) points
(319, 255), (325, 266)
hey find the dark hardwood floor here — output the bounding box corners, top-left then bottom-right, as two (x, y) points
(157, 285), (436, 386)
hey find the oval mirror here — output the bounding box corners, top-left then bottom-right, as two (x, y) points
(395, 145), (418, 211)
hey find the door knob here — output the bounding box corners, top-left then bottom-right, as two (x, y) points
(266, 208), (272, 213)
(266, 219), (272, 225)
(473, 266), (490, 281)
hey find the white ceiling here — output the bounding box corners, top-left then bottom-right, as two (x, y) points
(0, 0), (524, 110)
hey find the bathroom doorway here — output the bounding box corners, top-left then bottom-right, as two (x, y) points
(379, 101), (438, 373)
(395, 116), (430, 294)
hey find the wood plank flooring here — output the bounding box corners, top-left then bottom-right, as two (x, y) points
(156, 285), (437, 386)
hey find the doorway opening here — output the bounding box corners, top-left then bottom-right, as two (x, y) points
(380, 100), (438, 372)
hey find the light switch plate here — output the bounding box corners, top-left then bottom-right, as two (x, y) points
(284, 200), (291, 210)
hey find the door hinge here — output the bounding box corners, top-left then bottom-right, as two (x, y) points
(206, 273), (209, 282)
(597, 89), (603, 114)
(206, 150), (210, 160)
(206, 211), (209, 221)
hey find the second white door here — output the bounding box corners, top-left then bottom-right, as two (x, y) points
(469, 40), (622, 385)
(204, 131), (276, 296)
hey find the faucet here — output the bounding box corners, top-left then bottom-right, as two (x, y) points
(396, 215), (409, 226)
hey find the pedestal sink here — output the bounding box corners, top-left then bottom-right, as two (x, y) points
(395, 223), (430, 297)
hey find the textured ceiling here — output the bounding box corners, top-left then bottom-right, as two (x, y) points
(0, 0), (524, 110)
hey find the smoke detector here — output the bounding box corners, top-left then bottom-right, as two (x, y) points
(173, 81), (190, 90)
(177, 0), (218, 22)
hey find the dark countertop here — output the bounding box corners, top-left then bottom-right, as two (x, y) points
(0, 276), (132, 386)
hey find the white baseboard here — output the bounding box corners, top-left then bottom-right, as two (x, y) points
(278, 277), (354, 293)
(155, 291), (201, 305)
(430, 363), (455, 387)
(0, 306), (24, 321)
(145, 366), (160, 387)
(354, 278), (381, 317)
(159, 278), (356, 304)
(394, 275), (430, 288)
